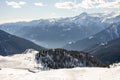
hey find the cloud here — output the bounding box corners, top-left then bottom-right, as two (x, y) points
(34, 2), (46, 6)
(55, 1), (76, 9)
(55, 0), (120, 9)
(78, 0), (120, 9)
(6, 1), (26, 8)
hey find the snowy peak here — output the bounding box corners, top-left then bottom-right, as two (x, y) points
(0, 12), (120, 48)
(76, 12), (88, 19)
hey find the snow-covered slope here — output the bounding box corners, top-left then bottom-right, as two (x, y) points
(0, 49), (39, 68)
(0, 12), (119, 48)
(0, 67), (120, 80)
(0, 49), (119, 80)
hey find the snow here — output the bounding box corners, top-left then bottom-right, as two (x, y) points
(112, 24), (119, 38)
(109, 63), (120, 68)
(68, 41), (73, 44)
(48, 18), (57, 23)
(0, 50), (120, 80)
(89, 36), (94, 39)
(63, 28), (71, 31)
(0, 49), (38, 69)
(100, 42), (107, 46)
(0, 67), (120, 80)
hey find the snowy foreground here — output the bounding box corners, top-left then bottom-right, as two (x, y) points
(0, 67), (120, 80)
(0, 50), (120, 80)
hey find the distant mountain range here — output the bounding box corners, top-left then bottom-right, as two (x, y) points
(0, 30), (44, 56)
(64, 23), (120, 51)
(0, 12), (119, 48)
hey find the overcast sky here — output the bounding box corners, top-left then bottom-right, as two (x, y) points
(0, 0), (120, 24)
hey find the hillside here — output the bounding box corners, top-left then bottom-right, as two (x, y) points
(85, 38), (120, 64)
(0, 30), (45, 56)
(64, 23), (120, 51)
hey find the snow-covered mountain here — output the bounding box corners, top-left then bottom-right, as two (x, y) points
(0, 12), (119, 48)
(64, 23), (120, 51)
(0, 30), (45, 56)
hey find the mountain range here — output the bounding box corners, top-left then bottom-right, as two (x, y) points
(64, 23), (120, 51)
(0, 12), (119, 48)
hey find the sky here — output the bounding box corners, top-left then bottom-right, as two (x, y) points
(0, 0), (120, 24)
